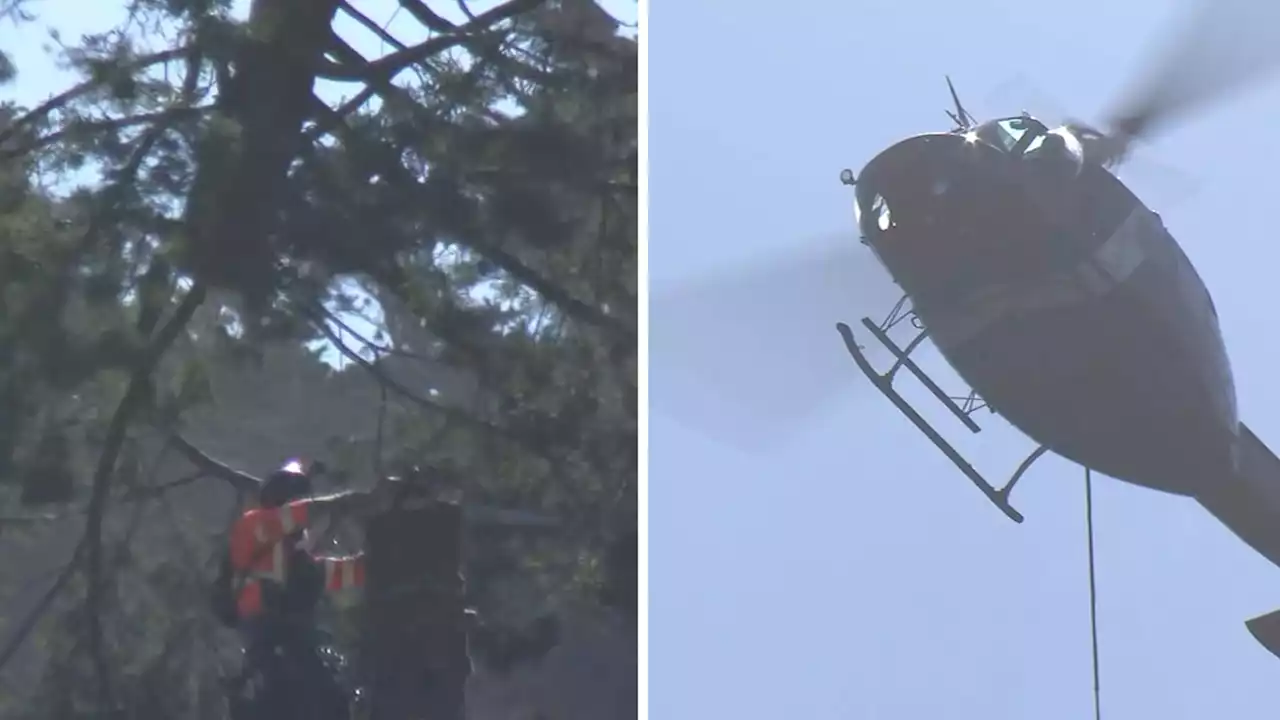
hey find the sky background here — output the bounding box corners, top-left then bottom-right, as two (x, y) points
(652, 0), (1280, 718)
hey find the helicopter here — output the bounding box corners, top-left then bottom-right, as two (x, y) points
(652, 0), (1280, 663)
(836, 76), (1280, 648)
(836, 79), (1240, 524)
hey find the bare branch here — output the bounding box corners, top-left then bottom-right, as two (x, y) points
(321, 0), (544, 82)
(166, 433), (263, 494)
(0, 539), (85, 675)
(306, 303), (561, 466)
(339, 1), (409, 50)
(0, 471), (208, 526)
(397, 0), (458, 33)
(321, 305), (438, 363)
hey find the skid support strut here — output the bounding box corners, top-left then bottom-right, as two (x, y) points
(837, 317), (1048, 523)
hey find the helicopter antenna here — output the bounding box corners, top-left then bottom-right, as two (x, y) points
(945, 75), (977, 130)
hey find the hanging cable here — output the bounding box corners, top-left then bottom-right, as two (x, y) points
(1085, 466), (1102, 720)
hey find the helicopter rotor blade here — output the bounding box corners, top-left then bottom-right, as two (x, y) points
(651, 233), (902, 451)
(1104, 0), (1280, 148)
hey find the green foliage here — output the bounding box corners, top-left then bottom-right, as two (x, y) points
(0, 0), (636, 716)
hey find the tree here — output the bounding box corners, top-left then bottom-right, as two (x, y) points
(0, 0), (637, 716)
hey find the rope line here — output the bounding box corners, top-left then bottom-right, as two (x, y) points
(1085, 466), (1102, 720)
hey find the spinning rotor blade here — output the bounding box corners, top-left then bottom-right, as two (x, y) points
(1104, 0), (1280, 148)
(651, 234), (902, 450)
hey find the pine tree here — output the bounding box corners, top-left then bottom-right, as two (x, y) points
(0, 0), (636, 716)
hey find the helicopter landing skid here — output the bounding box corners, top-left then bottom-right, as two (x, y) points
(837, 316), (1040, 524)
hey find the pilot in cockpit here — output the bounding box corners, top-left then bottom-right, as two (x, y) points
(971, 115), (1028, 152)
(973, 114), (1086, 185)
(1022, 127), (1086, 184)
(970, 115), (1089, 235)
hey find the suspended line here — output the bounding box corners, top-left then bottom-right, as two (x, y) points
(1085, 466), (1102, 720)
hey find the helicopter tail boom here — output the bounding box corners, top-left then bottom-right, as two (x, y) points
(1196, 423), (1280, 661)
(1246, 608), (1280, 661)
(1196, 423), (1280, 571)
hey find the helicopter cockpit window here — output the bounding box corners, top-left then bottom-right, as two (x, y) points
(974, 117), (1024, 152)
(972, 116), (1048, 154)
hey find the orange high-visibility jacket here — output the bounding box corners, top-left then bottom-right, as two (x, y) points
(228, 499), (365, 620)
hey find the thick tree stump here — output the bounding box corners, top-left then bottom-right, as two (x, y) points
(363, 503), (470, 720)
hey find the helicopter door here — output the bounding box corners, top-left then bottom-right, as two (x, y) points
(1076, 164), (1144, 243)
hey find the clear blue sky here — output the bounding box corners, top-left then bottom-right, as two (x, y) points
(652, 0), (1280, 718)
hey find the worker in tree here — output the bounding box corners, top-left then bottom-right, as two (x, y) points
(213, 460), (397, 720)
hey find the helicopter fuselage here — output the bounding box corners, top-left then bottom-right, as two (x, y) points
(841, 26), (1280, 665)
(855, 121), (1239, 500)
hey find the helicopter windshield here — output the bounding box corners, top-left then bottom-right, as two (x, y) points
(971, 116), (1047, 154)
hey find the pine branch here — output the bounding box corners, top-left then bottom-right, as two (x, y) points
(0, 95), (202, 683)
(0, 46), (191, 149)
(0, 105), (214, 160)
(81, 281), (206, 710)
(311, 105), (634, 346)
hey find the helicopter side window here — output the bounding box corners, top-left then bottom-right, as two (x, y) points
(855, 190), (893, 237)
(853, 187), (894, 271)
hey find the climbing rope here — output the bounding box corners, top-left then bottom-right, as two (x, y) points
(1085, 467), (1102, 720)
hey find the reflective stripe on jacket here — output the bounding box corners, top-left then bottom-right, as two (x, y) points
(228, 500), (365, 619)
